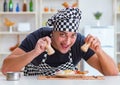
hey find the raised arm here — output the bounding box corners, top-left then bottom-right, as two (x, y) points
(1, 36), (51, 75)
(85, 34), (119, 76)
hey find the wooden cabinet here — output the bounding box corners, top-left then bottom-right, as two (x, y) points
(0, 0), (38, 57)
(0, 0), (37, 68)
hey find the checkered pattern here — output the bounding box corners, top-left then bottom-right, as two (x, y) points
(24, 52), (77, 76)
(24, 62), (75, 76)
(47, 7), (81, 32)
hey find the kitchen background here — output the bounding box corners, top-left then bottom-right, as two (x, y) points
(0, 0), (120, 75)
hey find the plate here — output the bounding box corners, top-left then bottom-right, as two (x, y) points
(55, 74), (84, 78)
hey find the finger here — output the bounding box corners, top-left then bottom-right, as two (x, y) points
(42, 36), (51, 45)
(85, 34), (91, 42)
(91, 37), (100, 49)
(86, 34), (95, 44)
(38, 39), (47, 48)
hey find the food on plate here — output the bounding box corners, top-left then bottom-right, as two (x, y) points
(75, 70), (88, 74)
(56, 70), (75, 75)
(64, 70), (75, 75)
(55, 70), (88, 75)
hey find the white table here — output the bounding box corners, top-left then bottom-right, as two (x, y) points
(0, 74), (120, 85)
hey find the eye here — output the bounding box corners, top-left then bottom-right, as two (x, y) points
(59, 33), (66, 37)
(71, 33), (77, 38)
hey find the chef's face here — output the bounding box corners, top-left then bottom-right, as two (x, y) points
(51, 31), (77, 54)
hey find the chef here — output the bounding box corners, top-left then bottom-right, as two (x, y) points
(1, 7), (119, 76)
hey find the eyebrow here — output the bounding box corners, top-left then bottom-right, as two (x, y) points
(59, 31), (76, 35)
(59, 31), (66, 34)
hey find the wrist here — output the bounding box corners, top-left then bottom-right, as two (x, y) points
(30, 49), (42, 57)
(95, 48), (104, 55)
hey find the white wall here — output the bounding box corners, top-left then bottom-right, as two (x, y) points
(79, 0), (113, 32)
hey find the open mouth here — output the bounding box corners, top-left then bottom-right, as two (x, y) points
(61, 44), (70, 50)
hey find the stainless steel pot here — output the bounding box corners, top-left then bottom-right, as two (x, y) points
(6, 72), (21, 81)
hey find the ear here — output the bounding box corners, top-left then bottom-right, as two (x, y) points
(51, 30), (56, 38)
(50, 33), (53, 37)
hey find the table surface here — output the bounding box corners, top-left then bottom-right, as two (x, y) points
(0, 73), (120, 85)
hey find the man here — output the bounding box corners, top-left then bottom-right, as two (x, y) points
(1, 7), (119, 76)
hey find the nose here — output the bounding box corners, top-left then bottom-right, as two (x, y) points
(64, 37), (71, 45)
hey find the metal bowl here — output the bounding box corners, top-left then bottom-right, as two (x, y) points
(6, 72), (21, 81)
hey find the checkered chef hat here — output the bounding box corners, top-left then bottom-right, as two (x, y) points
(47, 7), (82, 32)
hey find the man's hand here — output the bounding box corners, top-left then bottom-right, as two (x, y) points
(34, 36), (54, 56)
(84, 34), (102, 52)
(34, 36), (51, 55)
